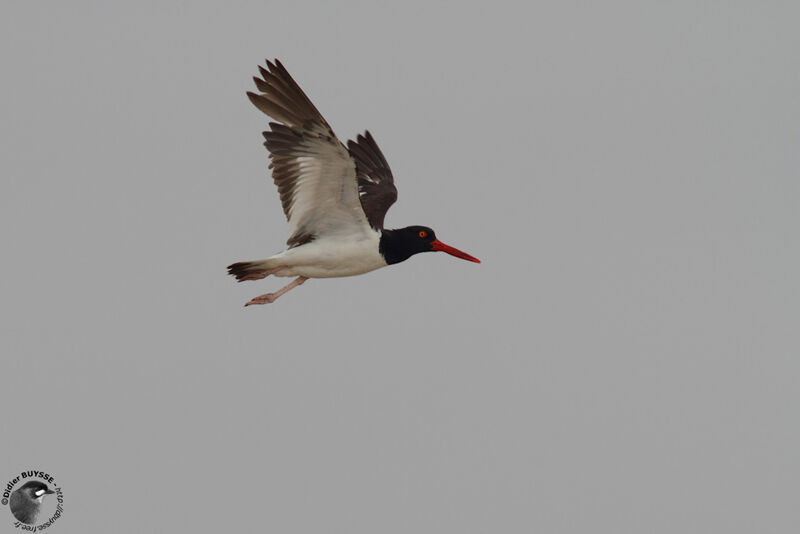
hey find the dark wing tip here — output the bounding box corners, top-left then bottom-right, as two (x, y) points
(348, 130), (397, 230)
(248, 58), (329, 132)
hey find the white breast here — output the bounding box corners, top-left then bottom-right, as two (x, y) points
(269, 230), (387, 278)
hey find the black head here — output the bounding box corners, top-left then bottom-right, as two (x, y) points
(379, 226), (480, 265)
(17, 481), (54, 501)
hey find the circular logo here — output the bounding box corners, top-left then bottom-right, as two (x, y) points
(2, 470), (64, 529)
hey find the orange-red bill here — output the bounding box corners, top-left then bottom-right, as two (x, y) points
(431, 239), (481, 263)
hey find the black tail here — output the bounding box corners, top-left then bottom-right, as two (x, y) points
(227, 261), (273, 282)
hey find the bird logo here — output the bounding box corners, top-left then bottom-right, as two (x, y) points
(9, 480), (55, 525)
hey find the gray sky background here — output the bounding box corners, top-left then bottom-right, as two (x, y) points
(1, 2), (798, 533)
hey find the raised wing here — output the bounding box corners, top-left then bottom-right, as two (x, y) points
(247, 60), (371, 247)
(347, 131), (398, 231)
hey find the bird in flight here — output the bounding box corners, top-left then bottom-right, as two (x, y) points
(227, 60), (480, 305)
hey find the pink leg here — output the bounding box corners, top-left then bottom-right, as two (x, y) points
(244, 276), (308, 306)
(237, 268), (278, 282)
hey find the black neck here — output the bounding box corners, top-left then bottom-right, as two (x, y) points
(379, 229), (420, 265)
(379, 230), (409, 265)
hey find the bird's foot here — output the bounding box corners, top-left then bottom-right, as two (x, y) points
(244, 293), (278, 306)
(243, 276), (308, 307)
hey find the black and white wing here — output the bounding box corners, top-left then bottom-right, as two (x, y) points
(347, 131), (398, 231)
(247, 60), (371, 247)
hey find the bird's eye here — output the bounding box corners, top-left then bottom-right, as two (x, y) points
(418, 230), (427, 238)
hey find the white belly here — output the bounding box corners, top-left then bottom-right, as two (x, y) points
(269, 232), (387, 278)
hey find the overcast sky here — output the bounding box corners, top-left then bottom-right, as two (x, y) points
(1, 2), (799, 533)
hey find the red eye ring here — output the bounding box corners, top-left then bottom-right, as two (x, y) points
(418, 230), (427, 238)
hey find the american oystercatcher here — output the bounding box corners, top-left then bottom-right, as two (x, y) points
(227, 60), (480, 306)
